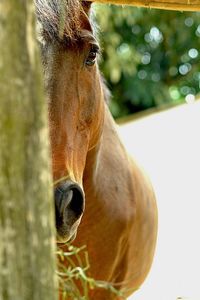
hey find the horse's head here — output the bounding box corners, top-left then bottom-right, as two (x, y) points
(36, 0), (105, 242)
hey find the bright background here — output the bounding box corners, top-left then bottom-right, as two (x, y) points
(118, 101), (200, 300)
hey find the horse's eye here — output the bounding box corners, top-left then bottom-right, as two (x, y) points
(85, 45), (99, 67)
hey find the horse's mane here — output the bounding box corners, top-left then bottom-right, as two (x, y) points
(35, 0), (84, 40)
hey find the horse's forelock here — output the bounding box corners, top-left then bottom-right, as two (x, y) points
(35, 0), (84, 40)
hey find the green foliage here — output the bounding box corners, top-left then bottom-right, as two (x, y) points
(57, 245), (127, 299)
(94, 5), (200, 118)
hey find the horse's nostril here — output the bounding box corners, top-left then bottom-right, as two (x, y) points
(59, 189), (73, 214)
(68, 186), (85, 217)
(54, 181), (85, 222)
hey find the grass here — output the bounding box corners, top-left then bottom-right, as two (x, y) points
(56, 244), (127, 300)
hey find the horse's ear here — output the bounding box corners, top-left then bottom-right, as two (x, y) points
(82, 1), (92, 15)
(80, 1), (93, 31)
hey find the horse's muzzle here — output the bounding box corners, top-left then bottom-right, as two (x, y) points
(54, 180), (85, 243)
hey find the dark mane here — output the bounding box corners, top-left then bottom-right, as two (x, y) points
(35, 0), (84, 41)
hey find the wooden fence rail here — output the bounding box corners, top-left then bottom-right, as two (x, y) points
(88, 0), (200, 12)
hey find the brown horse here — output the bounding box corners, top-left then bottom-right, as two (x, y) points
(35, 0), (158, 299)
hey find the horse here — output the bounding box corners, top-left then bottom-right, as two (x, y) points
(35, 0), (158, 298)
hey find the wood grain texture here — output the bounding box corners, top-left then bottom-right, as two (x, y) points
(0, 1), (57, 299)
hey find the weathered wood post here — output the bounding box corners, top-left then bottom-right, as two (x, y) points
(0, 1), (58, 299)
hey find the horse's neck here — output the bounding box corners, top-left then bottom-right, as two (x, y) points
(83, 104), (129, 194)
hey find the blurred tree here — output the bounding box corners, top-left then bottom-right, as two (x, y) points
(0, 1), (57, 299)
(95, 5), (200, 118)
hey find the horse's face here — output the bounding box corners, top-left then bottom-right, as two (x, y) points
(39, 8), (104, 243)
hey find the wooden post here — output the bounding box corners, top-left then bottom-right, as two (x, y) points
(89, 0), (200, 11)
(0, 1), (58, 300)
